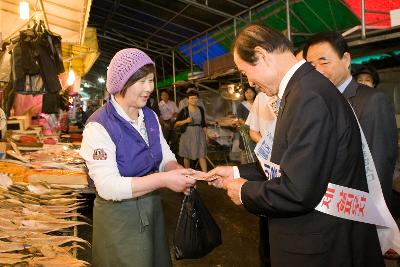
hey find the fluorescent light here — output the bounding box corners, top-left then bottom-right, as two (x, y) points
(98, 77), (105, 83)
(67, 69), (76, 86)
(20, 1), (29, 20)
(83, 82), (90, 88)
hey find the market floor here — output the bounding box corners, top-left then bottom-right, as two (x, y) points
(77, 182), (261, 266)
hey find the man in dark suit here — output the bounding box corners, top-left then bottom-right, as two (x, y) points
(303, 32), (397, 207)
(206, 24), (384, 267)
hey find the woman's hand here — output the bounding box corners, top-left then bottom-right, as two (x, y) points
(162, 168), (196, 193)
(185, 117), (193, 124)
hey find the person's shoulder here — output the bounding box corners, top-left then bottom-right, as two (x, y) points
(354, 82), (392, 105)
(86, 104), (107, 123)
(297, 71), (338, 98)
(356, 82), (385, 97)
(291, 75), (344, 111)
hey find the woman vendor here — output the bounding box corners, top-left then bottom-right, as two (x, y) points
(79, 48), (196, 267)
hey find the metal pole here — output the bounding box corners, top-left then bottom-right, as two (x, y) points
(286, 0), (291, 41)
(172, 50), (177, 103)
(190, 39), (193, 75)
(361, 0), (366, 39)
(234, 18), (237, 36)
(206, 32), (209, 76)
(154, 58), (159, 102)
(161, 56), (166, 81)
(39, 0), (50, 30)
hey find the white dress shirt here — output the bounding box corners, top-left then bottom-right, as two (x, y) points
(79, 95), (176, 201)
(337, 75), (352, 94)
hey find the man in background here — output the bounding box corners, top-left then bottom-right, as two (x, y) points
(303, 32), (397, 207)
(158, 89), (178, 145)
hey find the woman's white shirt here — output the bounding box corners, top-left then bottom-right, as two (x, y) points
(245, 92), (277, 135)
(79, 96), (176, 201)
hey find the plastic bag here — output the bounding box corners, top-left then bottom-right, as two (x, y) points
(174, 187), (222, 259)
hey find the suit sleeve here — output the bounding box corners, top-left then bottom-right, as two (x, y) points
(238, 162), (266, 182)
(241, 92), (336, 217)
(361, 92), (397, 205)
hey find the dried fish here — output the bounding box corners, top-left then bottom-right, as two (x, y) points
(20, 219), (87, 233)
(9, 235), (90, 248)
(0, 208), (21, 218)
(0, 173), (12, 188)
(40, 198), (82, 206)
(0, 240), (26, 253)
(21, 208), (88, 220)
(0, 199), (24, 209)
(29, 255), (89, 267)
(0, 218), (19, 231)
(0, 252), (30, 265)
(0, 177), (90, 265)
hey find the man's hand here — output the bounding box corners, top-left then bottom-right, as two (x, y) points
(225, 178), (247, 205)
(204, 166), (234, 179)
(204, 166), (234, 189)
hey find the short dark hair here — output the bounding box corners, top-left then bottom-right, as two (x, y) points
(186, 86), (197, 94)
(294, 47), (303, 57)
(233, 23), (293, 64)
(120, 64), (155, 97)
(303, 32), (349, 59)
(160, 89), (170, 96)
(187, 90), (199, 97)
(243, 86), (256, 101)
(243, 85), (256, 95)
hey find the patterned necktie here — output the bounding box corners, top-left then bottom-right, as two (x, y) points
(271, 96), (281, 117)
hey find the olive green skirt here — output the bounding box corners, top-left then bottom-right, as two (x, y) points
(92, 192), (171, 267)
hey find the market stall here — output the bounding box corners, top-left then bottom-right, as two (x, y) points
(0, 1), (95, 265)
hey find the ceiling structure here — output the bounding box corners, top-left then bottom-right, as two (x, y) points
(86, 0), (270, 85)
(0, 0), (91, 45)
(85, 0), (400, 92)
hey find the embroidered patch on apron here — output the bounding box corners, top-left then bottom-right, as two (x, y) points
(93, 148), (107, 160)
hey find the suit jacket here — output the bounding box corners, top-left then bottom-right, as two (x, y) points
(239, 63), (383, 267)
(343, 79), (397, 205)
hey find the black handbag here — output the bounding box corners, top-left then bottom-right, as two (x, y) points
(173, 187), (222, 259)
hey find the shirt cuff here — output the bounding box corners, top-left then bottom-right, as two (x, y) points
(239, 183), (244, 204)
(232, 166), (243, 204)
(233, 166), (240, 179)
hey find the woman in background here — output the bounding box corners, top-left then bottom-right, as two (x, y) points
(175, 90), (208, 172)
(236, 86), (256, 163)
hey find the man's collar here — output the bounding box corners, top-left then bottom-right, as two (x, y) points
(278, 59), (306, 99)
(337, 75), (353, 94)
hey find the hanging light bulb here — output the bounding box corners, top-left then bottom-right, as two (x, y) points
(98, 77), (105, 83)
(19, 1), (30, 20)
(67, 68), (76, 86)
